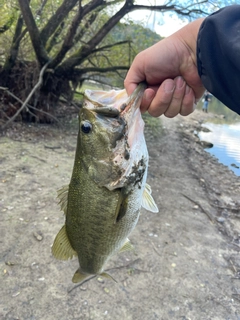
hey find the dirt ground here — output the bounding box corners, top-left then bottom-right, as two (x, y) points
(1, 109), (240, 320)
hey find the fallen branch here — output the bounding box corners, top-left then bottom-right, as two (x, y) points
(0, 87), (61, 127)
(181, 193), (215, 223)
(44, 145), (61, 150)
(212, 204), (240, 213)
(26, 104), (61, 124)
(0, 61), (52, 130)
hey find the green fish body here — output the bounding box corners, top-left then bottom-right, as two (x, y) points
(52, 84), (158, 283)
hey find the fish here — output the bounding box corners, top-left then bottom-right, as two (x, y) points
(52, 83), (158, 283)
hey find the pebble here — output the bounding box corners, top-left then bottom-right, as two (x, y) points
(33, 231), (43, 241)
(97, 277), (104, 283)
(12, 291), (20, 297)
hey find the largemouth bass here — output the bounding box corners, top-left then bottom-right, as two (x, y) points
(52, 83), (158, 283)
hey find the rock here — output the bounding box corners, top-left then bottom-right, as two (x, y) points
(200, 126), (211, 132)
(200, 141), (213, 148)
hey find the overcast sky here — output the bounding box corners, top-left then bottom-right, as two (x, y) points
(127, 10), (189, 37)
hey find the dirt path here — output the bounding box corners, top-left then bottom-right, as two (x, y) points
(0, 110), (240, 320)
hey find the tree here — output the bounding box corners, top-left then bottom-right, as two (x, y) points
(0, 0), (228, 123)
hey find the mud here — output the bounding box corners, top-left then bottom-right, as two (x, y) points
(0, 110), (240, 320)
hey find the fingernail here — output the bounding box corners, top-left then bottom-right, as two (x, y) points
(164, 80), (175, 93)
(175, 76), (185, 89)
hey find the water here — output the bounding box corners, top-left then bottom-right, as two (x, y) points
(198, 122), (240, 176)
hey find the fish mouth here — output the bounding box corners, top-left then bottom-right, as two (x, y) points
(119, 82), (147, 115)
(84, 82), (147, 118)
(90, 106), (120, 117)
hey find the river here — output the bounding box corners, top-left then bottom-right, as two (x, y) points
(198, 121), (240, 176)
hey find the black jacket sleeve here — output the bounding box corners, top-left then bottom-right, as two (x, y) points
(197, 5), (240, 115)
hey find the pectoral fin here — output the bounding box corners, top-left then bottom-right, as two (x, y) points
(57, 185), (69, 215)
(142, 183), (159, 213)
(52, 225), (77, 260)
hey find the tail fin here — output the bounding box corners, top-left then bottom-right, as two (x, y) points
(72, 269), (117, 284)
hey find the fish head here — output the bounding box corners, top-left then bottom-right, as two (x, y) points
(79, 91), (127, 158)
(78, 84), (147, 188)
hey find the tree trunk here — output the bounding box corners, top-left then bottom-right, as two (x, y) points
(18, 0), (49, 66)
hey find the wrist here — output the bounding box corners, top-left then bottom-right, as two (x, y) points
(176, 18), (205, 63)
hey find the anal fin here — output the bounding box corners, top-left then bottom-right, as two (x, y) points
(52, 225), (77, 260)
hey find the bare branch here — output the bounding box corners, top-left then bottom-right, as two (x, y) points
(58, 0), (209, 74)
(49, 3), (84, 68)
(58, 1), (134, 71)
(35, 0), (48, 16)
(73, 11), (100, 47)
(91, 40), (131, 54)
(40, 0), (79, 46)
(80, 66), (128, 73)
(49, 0), (106, 68)
(46, 22), (65, 53)
(131, 2), (209, 16)
(3, 14), (24, 71)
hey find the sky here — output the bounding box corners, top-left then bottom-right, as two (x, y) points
(127, 9), (189, 37)
(154, 13), (189, 37)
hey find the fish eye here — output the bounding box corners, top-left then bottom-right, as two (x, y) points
(81, 121), (92, 134)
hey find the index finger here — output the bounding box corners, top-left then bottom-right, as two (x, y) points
(124, 56), (147, 95)
(124, 79), (138, 96)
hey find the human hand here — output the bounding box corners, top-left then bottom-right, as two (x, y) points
(124, 18), (205, 118)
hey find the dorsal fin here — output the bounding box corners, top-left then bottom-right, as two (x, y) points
(57, 185), (69, 215)
(142, 183), (159, 213)
(52, 225), (77, 260)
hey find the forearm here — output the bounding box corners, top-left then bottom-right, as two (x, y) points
(197, 5), (240, 114)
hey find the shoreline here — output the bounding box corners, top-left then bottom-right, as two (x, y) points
(0, 109), (240, 319)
